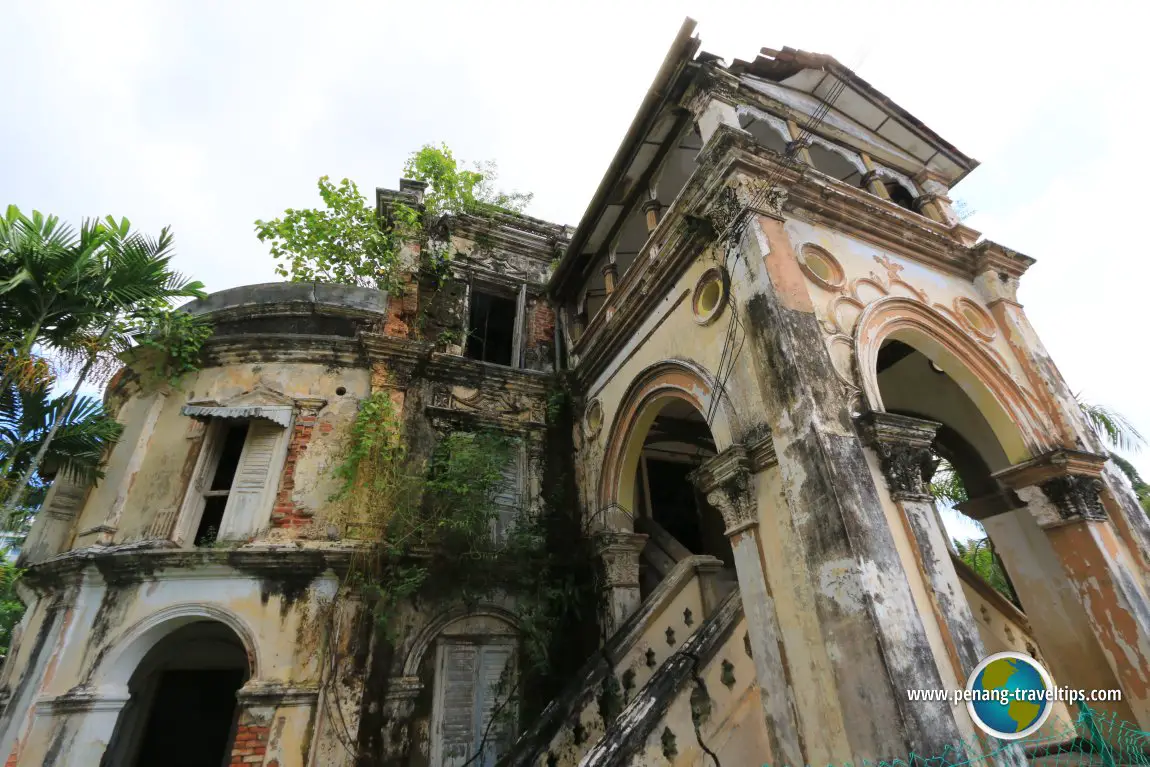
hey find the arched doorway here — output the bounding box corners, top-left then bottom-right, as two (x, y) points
(634, 399), (732, 563)
(103, 621), (250, 767)
(873, 336), (1132, 724)
(615, 396), (734, 599)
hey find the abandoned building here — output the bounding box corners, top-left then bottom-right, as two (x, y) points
(3, 16), (1150, 767)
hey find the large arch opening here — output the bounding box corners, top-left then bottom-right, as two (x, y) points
(103, 621), (250, 767)
(874, 336), (1131, 725)
(627, 399), (735, 597)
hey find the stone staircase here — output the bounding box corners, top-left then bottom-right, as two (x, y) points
(505, 522), (761, 766)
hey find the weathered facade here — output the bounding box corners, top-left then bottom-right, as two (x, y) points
(3, 17), (1150, 767)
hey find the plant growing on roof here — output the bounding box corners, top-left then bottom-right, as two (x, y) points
(254, 144), (532, 293)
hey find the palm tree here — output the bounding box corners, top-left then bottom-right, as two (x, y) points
(0, 378), (122, 534)
(0, 208), (205, 513)
(954, 537), (1018, 605)
(1079, 398), (1145, 454)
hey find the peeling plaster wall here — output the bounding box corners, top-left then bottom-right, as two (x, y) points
(3, 562), (338, 767)
(72, 363), (370, 548)
(861, 446), (979, 744)
(982, 508), (1133, 721)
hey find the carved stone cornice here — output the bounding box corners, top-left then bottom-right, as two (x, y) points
(747, 433), (777, 472)
(993, 448), (1109, 524)
(236, 683), (320, 708)
(22, 544), (364, 592)
(201, 334), (366, 369)
(992, 448), (1107, 490)
(857, 412), (941, 502)
(972, 240), (1037, 280)
(690, 446), (757, 536)
(594, 531), (648, 589)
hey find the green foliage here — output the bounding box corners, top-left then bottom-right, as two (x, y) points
(132, 304), (214, 386)
(0, 377), (122, 498)
(0, 205), (206, 514)
(402, 143), (532, 218)
(929, 456), (968, 506)
(1079, 396), (1145, 454)
(255, 177), (417, 292)
(0, 558), (24, 662)
(1111, 454), (1150, 515)
(0, 206), (207, 388)
(254, 144), (532, 293)
(329, 385), (597, 716)
(954, 537), (1017, 604)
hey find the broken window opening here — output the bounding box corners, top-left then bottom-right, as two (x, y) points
(884, 180), (917, 211)
(466, 290), (518, 366)
(195, 422), (249, 546)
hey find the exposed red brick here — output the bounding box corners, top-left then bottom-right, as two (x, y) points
(529, 300), (556, 346)
(230, 724), (271, 766)
(270, 412), (324, 529)
(383, 272), (419, 337)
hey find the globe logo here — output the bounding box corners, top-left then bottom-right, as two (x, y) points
(966, 651), (1054, 739)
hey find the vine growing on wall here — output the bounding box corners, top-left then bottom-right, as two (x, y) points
(322, 376), (599, 761)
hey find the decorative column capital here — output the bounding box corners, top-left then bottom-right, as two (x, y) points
(593, 531), (648, 588)
(993, 448), (1109, 525)
(690, 446), (757, 536)
(857, 412), (942, 502)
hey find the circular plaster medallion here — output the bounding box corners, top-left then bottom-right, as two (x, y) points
(585, 398), (604, 438)
(692, 267), (729, 325)
(955, 297), (996, 341)
(797, 243), (846, 291)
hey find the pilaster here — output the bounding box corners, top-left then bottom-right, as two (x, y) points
(996, 449), (1150, 725)
(739, 213), (968, 760)
(692, 443), (803, 767)
(858, 412), (989, 680)
(594, 531), (648, 637)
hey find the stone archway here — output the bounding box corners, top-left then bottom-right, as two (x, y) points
(597, 359), (740, 529)
(855, 295), (1053, 463)
(862, 314), (1139, 726)
(101, 615), (254, 767)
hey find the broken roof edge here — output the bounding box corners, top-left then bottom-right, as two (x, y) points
(733, 46), (980, 181)
(550, 17), (701, 299)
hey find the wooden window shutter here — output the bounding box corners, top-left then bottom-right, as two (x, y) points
(219, 419), (285, 539)
(475, 645), (515, 765)
(491, 444), (522, 545)
(438, 644), (479, 766)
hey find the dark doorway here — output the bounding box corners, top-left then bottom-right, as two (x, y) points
(103, 622), (250, 767)
(647, 458), (704, 555)
(133, 669), (244, 766)
(466, 290), (517, 366)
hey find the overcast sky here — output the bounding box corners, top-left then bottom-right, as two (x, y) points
(4, 0), (1148, 500)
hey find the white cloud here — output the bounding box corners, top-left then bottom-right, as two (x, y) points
(4, 0), (1148, 480)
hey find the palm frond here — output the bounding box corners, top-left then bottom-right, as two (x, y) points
(1078, 395), (1145, 453)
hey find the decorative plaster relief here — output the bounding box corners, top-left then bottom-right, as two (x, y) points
(585, 399), (604, 438)
(431, 383), (546, 424)
(795, 245), (1012, 396)
(797, 243), (846, 292)
(954, 297), (997, 342)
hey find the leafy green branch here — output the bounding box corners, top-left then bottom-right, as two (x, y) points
(254, 144), (532, 295)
